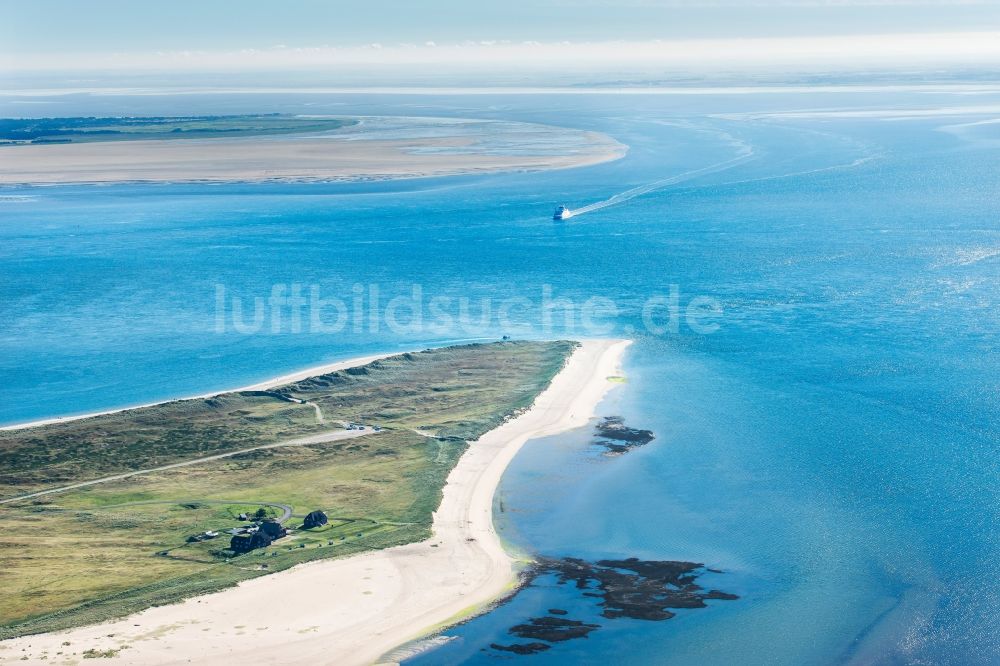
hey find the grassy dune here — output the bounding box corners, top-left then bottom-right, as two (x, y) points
(0, 341), (575, 639)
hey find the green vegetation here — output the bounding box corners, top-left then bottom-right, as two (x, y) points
(82, 646), (128, 659)
(0, 341), (575, 639)
(0, 114), (355, 146)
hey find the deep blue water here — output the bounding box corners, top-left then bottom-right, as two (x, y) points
(2, 87), (1000, 664)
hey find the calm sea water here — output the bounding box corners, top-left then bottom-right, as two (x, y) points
(2, 87), (999, 664)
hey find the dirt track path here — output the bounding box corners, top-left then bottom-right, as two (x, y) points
(0, 428), (368, 506)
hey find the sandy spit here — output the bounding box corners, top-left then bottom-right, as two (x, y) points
(0, 339), (630, 665)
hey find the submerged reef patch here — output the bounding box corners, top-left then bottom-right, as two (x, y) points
(592, 416), (655, 456)
(489, 557), (737, 655)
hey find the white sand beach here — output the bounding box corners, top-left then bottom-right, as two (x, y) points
(0, 339), (629, 665)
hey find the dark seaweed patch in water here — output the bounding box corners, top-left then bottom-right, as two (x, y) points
(490, 557), (737, 655)
(489, 642), (551, 655)
(593, 416), (654, 456)
(509, 616), (600, 642)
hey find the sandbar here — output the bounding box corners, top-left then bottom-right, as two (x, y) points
(0, 117), (626, 185)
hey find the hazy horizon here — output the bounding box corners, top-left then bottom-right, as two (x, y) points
(4, 1), (1000, 87)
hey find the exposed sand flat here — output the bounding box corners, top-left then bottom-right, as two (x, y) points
(0, 339), (630, 665)
(0, 119), (625, 185)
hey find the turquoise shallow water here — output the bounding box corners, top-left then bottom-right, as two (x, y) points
(2, 88), (1000, 664)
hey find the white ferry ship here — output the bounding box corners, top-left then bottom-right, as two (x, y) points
(553, 205), (573, 220)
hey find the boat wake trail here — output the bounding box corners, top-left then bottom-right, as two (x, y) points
(570, 150), (755, 218)
(562, 118), (878, 220)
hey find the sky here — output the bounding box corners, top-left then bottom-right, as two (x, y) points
(3, 0), (1000, 80)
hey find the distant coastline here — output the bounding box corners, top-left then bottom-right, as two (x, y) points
(0, 115), (626, 186)
(0, 352), (393, 431)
